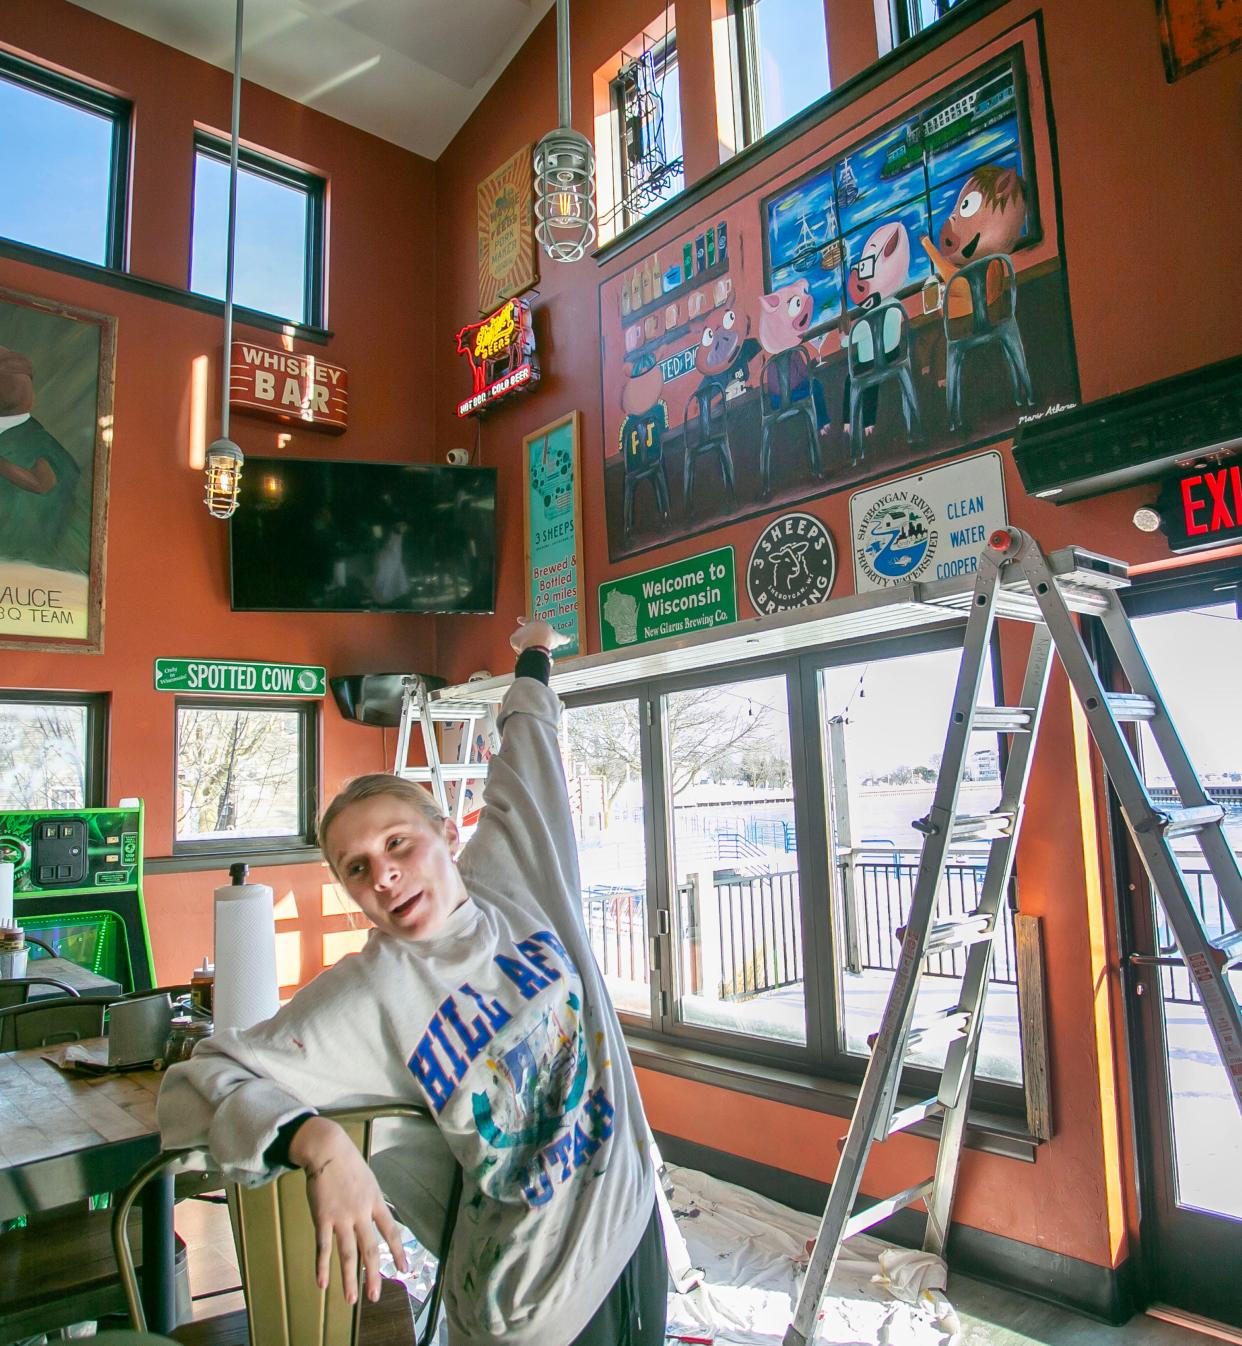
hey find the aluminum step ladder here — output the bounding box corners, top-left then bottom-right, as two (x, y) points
(785, 526), (1242, 1346)
(392, 675), (499, 821)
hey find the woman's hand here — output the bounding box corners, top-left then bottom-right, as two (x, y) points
(510, 616), (569, 655)
(288, 1116), (408, 1305)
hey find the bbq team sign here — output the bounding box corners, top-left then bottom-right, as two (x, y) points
(848, 451), (1008, 592)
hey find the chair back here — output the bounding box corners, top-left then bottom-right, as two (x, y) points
(943, 253), (1018, 339)
(0, 994), (110, 1050)
(847, 301), (911, 382)
(0, 975), (81, 1010)
(113, 1104), (459, 1346)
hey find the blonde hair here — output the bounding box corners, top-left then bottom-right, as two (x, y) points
(319, 773), (447, 877)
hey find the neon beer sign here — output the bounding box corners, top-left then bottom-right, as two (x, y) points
(455, 298), (540, 417)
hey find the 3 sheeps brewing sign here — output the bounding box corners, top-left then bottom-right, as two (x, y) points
(747, 513), (837, 614)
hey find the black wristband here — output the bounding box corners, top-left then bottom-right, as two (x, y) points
(263, 1112), (315, 1169)
(515, 647), (552, 685)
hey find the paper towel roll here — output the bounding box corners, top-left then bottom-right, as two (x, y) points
(0, 862), (12, 927)
(213, 881), (280, 1034)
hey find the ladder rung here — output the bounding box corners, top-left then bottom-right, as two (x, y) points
(1105, 692), (1157, 722)
(883, 1098), (944, 1138)
(867, 1009), (971, 1055)
(950, 812), (1014, 843)
(895, 914), (993, 955)
(1213, 929), (1242, 960)
(397, 764), (489, 782)
(1136, 803), (1227, 838)
(426, 699), (495, 720)
(842, 1179), (934, 1242)
(971, 705), (1035, 733)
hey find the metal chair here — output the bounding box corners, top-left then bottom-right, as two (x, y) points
(0, 974), (80, 1009)
(113, 1104), (461, 1346)
(0, 992), (110, 1049)
(943, 252), (1034, 431)
(681, 380), (736, 518)
(846, 300), (923, 464)
(758, 348), (822, 498)
(620, 419), (671, 539)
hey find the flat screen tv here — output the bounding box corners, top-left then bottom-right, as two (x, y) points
(229, 457), (497, 613)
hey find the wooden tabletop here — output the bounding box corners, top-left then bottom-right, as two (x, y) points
(0, 1039), (161, 1221)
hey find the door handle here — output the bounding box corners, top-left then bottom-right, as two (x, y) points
(1129, 952), (1184, 968)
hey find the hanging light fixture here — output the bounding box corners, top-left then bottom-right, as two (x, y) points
(533, 0), (596, 263)
(205, 0), (246, 519)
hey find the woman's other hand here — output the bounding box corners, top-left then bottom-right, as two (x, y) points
(288, 1116), (408, 1304)
(510, 616), (569, 654)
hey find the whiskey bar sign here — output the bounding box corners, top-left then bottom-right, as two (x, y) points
(229, 341), (349, 433)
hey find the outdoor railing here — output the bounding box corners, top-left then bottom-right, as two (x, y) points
(582, 885), (647, 986)
(1155, 867), (1239, 1006)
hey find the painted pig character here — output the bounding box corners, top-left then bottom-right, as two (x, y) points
(695, 309), (761, 390)
(759, 279), (814, 354)
(846, 221), (910, 310)
(938, 164), (1027, 267)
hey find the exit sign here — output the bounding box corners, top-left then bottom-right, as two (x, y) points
(154, 658), (326, 696)
(1156, 456), (1242, 553)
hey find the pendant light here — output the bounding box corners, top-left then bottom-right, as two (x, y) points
(204, 0), (246, 519)
(533, 0), (596, 263)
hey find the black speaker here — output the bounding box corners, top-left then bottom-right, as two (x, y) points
(329, 673), (446, 727)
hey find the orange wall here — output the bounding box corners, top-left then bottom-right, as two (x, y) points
(0, 1), (440, 987)
(427, 0), (1242, 1271)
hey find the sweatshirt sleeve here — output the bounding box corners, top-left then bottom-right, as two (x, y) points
(156, 949), (400, 1183)
(459, 675), (583, 932)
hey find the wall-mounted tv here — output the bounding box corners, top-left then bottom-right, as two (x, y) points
(229, 457), (497, 614)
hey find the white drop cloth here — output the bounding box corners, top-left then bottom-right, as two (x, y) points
(664, 1165), (961, 1345)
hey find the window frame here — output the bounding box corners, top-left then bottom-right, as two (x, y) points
(0, 689), (108, 811)
(609, 30), (685, 235)
(889, 0), (982, 48)
(728, 0), (833, 150)
(0, 51), (132, 270)
(569, 620), (1027, 1114)
(190, 131), (327, 328)
(172, 695), (319, 857)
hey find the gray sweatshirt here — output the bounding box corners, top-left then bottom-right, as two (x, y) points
(157, 678), (655, 1345)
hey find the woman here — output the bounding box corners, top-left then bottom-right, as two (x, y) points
(158, 619), (667, 1345)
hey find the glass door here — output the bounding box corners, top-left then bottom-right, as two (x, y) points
(1122, 586), (1242, 1327)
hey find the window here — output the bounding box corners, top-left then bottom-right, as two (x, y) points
(190, 134), (325, 326)
(891, 0), (974, 45)
(568, 625), (1026, 1109)
(564, 696), (651, 1017)
(0, 691), (107, 809)
(608, 30), (685, 233)
(174, 699), (317, 852)
(0, 54), (130, 267)
(731, 0), (831, 146)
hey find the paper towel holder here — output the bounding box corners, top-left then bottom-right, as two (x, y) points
(229, 862), (250, 886)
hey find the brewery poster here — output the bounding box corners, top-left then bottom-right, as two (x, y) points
(478, 145), (538, 313)
(524, 411), (582, 657)
(0, 287), (114, 653)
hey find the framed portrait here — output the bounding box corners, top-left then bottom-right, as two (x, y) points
(1156, 0), (1242, 80)
(0, 286), (115, 654)
(478, 145), (538, 314)
(523, 411), (582, 657)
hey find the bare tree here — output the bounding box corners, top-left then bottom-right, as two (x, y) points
(176, 709), (300, 838)
(0, 705), (87, 808)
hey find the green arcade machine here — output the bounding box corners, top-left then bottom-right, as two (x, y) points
(0, 802), (154, 992)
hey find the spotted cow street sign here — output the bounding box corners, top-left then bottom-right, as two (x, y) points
(154, 658), (326, 697)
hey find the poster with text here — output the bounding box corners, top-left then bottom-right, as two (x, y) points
(0, 287), (113, 653)
(524, 411), (582, 657)
(597, 21), (1077, 564)
(478, 145), (537, 314)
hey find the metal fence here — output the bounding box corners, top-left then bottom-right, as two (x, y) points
(709, 870), (804, 1000)
(1154, 867), (1239, 1006)
(582, 885), (647, 985)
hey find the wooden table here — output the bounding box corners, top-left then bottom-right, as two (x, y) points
(0, 1041), (175, 1332)
(27, 957), (123, 999)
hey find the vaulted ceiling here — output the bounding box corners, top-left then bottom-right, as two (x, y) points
(68, 0), (555, 160)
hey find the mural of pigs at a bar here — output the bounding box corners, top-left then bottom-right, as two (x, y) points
(598, 33), (1079, 562)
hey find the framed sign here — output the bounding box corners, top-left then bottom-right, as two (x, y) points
(229, 341), (348, 432)
(598, 547), (737, 651)
(1155, 0), (1242, 81)
(0, 287), (114, 654)
(478, 145), (538, 314)
(524, 411), (583, 656)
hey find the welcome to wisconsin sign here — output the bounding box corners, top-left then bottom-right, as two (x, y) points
(229, 341), (349, 433)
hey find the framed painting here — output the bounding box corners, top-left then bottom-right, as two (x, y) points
(1156, 0), (1242, 80)
(523, 411), (582, 657)
(0, 286), (114, 653)
(597, 19), (1079, 563)
(478, 145), (538, 314)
